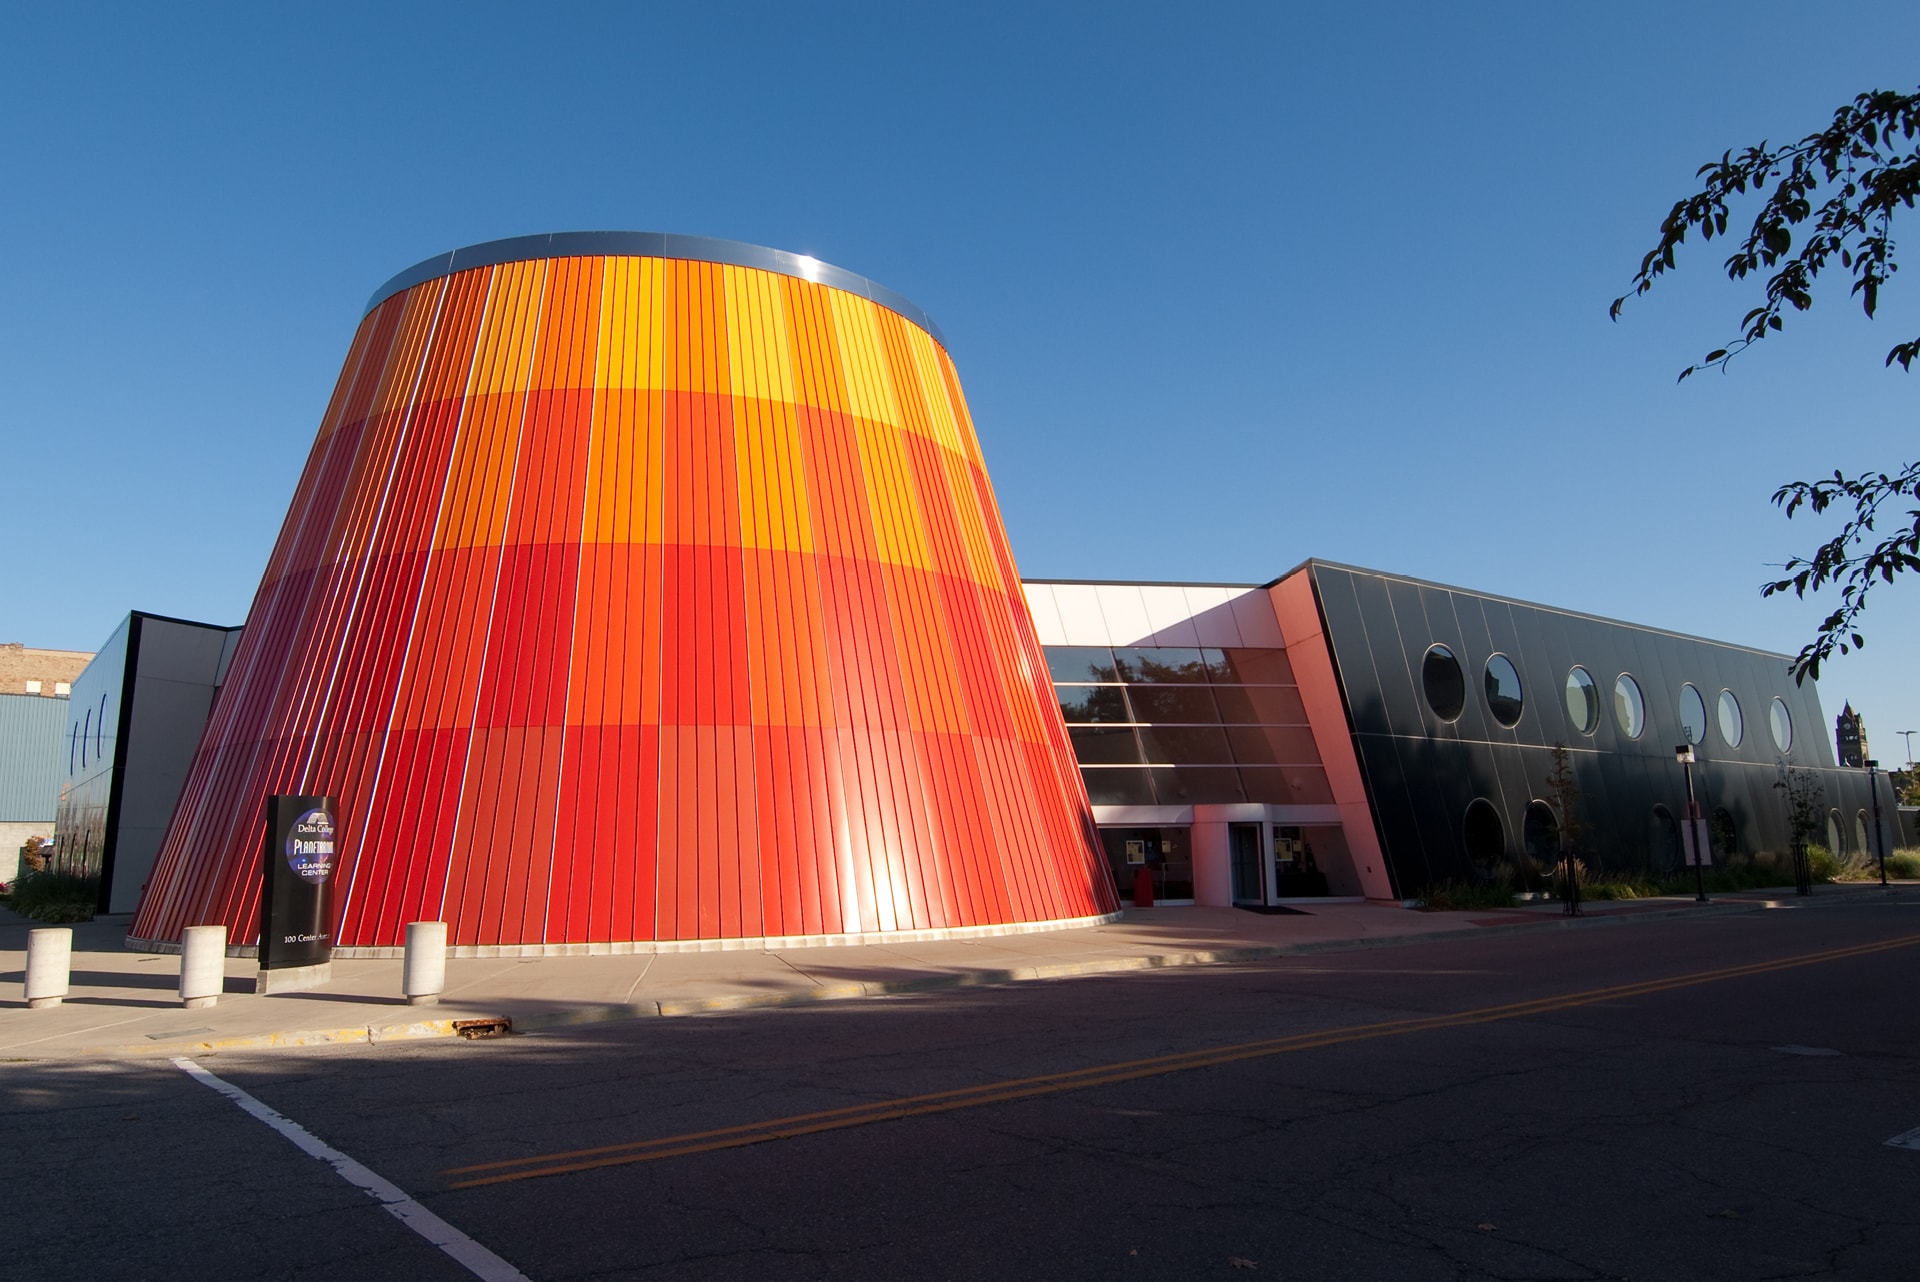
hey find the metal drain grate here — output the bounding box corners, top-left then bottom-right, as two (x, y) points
(452, 1017), (513, 1040)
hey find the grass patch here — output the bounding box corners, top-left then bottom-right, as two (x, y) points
(0, 871), (99, 923)
(1834, 847), (1920, 881)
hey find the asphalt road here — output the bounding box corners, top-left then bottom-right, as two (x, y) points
(8, 898), (1920, 1281)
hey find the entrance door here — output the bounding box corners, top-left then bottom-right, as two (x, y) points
(1229, 823), (1264, 903)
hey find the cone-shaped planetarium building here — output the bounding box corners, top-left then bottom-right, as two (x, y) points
(130, 233), (1117, 952)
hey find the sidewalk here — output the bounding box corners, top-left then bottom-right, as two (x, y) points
(1, 885), (1901, 1062)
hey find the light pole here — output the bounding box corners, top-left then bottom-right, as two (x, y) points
(1901, 730), (1916, 766)
(1678, 745), (1707, 903)
(1867, 759), (1889, 887)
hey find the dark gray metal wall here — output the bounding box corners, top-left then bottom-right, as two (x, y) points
(1306, 562), (1896, 895)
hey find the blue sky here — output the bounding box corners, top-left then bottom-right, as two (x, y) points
(5, 3), (1918, 762)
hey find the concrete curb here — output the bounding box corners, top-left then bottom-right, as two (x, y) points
(64, 895), (1779, 1060)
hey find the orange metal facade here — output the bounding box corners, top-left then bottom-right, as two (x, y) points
(131, 245), (1116, 949)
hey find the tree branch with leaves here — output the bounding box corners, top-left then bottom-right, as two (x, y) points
(1612, 87), (1920, 679)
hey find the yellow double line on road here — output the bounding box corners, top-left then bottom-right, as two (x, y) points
(444, 931), (1920, 1189)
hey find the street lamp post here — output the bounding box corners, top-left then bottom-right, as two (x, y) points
(1678, 745), (1707, 903)
(1901, 730), (1916, 767)
(1867, 759), (1889, 887)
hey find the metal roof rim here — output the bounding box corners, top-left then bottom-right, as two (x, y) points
(362, 231), (947, 345)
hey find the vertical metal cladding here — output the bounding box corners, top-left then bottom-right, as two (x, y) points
(131, 243), (1117, 948)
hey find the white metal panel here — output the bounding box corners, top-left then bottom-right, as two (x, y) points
(1047, 584), (1113, 646)
(1096, 585), (1155, 649)
(1021, 583), (1068, 647)
(1139, 585), (1202, 647)
(1228, 588), (1287, 647)
(1181, 585), (1246, 647)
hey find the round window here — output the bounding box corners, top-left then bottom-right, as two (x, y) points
(1463, 798), (1505, 875)
(1564, 667), (1598, 734)
(1828, 809), (1845, 856)
(1422, 644), (1465, 721)
(1855, 811), (1872, 859)
(1717, 689), (1743, 748)
(1769, 697), (1793, 753)
(1523, 800), (1561, 869)
(1614, 674), (1645, 739)
(1484, 655), (1523, 727)
(1678, 684), (1707, 746)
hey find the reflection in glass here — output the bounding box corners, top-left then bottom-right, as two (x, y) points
(1463, 799), (1505, 875)
(1770, 697), (1793, 753)
(1422, 645), (1465, 721)
(1216, 649), (1295, 684)
(1484, 654), (1523, 727)
(1068, 726), (1143, 765)
(1137, 725), (1233, 764)
(1678, 684), (1707, 746)
(1226, 724), (1322, 766)
(1564, 667), (1598, 734)
(1045, 646), (1118, 683)
(1238, 767), (1335, 806)
(1127, 686), (1222, 724)
(1614, 674), (1645, 738)
(1150, 766), (1245, 805)
(1081, 768), (1156, 805)
(1717, 689), (1744, 747)
(1212, 685), (1309, 725)
(1056, 684), (1131, 723)
(1114, 648), (1208, 683)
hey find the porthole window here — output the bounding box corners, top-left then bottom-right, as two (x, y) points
(1717, 690), (1743, 748)
(1769, 698), (1793, 753)
(1484, 654), (1523, 727)
(1827, 809), (1845, 856)
(1564, 667), (1598, 734)
(1613, 674), (1645, 739)
(1462, 798), (1505, 876)
(1523, 800), (1561, 869)
(1422, 644), (1465, 721)
(1856, 811), (1873, 859)
(1678, 684), (1707, 746)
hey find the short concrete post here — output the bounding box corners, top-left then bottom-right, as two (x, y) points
(24, 928), (73, 1009)
(403, 921), (448, 1006)
(180, 925), (227, 1009)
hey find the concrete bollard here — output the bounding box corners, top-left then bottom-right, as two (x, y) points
(180, 925), (227, 1009)
(24, 928), (73, 1009)
(403, 921), (448, 1006)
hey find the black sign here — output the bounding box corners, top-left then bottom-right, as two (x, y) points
(259, 795), (338, 969)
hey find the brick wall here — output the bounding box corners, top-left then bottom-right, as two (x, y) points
(0, 642), (94, 696)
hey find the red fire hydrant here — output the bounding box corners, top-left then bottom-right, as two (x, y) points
(1132, 865), (1155, 908)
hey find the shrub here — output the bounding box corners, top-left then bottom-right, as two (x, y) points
(1416, 880), (1517, 911)
(1806, 844), (1840, 881)
(0, 870), (98, 924)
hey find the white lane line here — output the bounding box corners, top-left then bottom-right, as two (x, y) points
(172, 1058), (531, 1281)
(1886, 1126), (1920, 1151)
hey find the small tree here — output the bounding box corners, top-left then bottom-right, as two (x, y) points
(1612, 88), (1920, 679)
(1545, 743), (1589, 911)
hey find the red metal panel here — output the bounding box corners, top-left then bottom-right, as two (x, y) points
(133, 246), (1116, 950)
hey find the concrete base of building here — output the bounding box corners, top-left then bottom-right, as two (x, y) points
(126, 910), (1125, 960)
(254, 962), (332, 995)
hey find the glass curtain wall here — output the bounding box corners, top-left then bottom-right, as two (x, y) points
(1046, 645), (1332, 807)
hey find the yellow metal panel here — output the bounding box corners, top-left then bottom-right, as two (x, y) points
(596, 257), (668, 391)
(901, 325), (965, 458)
(943, 449), (1004, 591)
(828, 292), (900, 428)
(855, 417), (932, 572)
(470, 260), (549, 397)
(723, 266), (795, 405)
